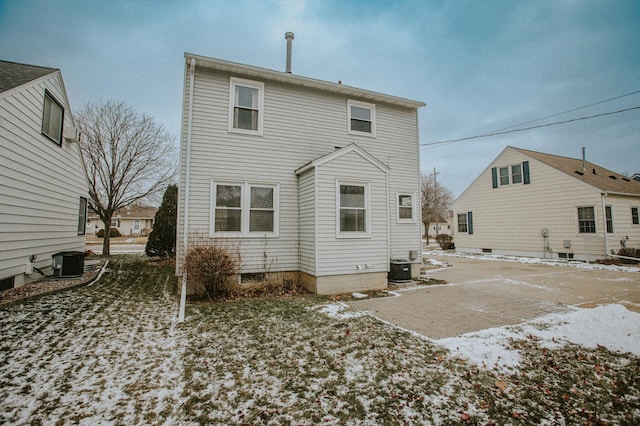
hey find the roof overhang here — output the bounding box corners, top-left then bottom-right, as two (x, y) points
(185, 52), (426, 110)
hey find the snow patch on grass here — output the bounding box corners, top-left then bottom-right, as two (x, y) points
(437, 304), (640, 372)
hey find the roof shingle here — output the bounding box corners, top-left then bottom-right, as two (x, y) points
(514, 147), (640, 196)
(0, 60), (57, 93)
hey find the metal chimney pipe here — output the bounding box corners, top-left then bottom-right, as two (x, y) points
(285, 32), (294, 73)
(582, 146), (586, 172)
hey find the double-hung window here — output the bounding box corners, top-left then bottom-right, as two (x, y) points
(492, 161), (530, 188)
(499, 167), (510, 186)
(212, 182), (278, 236)
(337, 182), (369, 236)
(397, 193), (414, 222)
(42, 90), (64, 145)
(457, 213), (468, 233)
(632, 207), (639, 225)
(577, 206), (596, 234)
(229, 77), (264, 135)
(605, 206), (614, 233)
(347, 100), (376, 136)
(511, 164), (522, 184)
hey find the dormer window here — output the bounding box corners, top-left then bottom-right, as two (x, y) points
(348, 100), (376, 137)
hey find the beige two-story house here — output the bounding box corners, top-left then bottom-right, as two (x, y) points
(453, 146), (640, 261)
(176, 50), (425, 294)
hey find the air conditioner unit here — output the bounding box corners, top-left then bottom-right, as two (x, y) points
(63, 126), (79, 143)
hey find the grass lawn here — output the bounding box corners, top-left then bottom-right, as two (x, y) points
(0, 255), (638, 424)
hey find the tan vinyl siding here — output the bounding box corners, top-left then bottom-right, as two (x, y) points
(453, 147), (638, 260)
(0, 72), (87, 282)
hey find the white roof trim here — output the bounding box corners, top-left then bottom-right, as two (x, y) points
(185, 52), (426, 110)
(295, 144), (390, 175)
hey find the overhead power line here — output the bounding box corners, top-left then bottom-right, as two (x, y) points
(422, 105), (640, 148)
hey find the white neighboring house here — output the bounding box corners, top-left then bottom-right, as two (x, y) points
(453, 146), (640, 261)
(0, 60), (88, 289)
(177, 50), (425, 294)
(87, 205), (157, 236)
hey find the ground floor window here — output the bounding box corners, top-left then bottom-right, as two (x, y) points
(212, 182), (278, 236)
(632, 207), (639, 225)
(457, 213), (468, 233)
(605, 206), (613, 234)
(577, 206), (596, 233)
(338, 183), (367, 234)
(397, 193), (414, 222)
(78, 197), (87, 235)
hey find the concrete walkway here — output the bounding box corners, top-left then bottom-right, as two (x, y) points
(348, 255), (640, 339)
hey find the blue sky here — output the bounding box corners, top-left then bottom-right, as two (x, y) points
(1, 0), (638, 196)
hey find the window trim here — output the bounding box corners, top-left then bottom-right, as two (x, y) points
(457, 213), (468, 233)
(576, 205), (597, 234)
(336, 180), (371, 238)
(78, 197), (87, 235)
(347, 99), (376, 137)
(396, 192), (415, 223)
(228, 77), (265, 136)
(605, 205), (614, 234)
(210, 181), (279, 237)
(42, 90), (64, 145)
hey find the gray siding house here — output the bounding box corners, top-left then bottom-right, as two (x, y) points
(0, 60), (88, 289)
(453, 146), (640, 261)
(177, 52), (425, 294)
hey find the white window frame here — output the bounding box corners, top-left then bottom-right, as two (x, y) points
(228, 77), (264, 136)
(457, 213), (468, 233)
(576, 205), (597, 234)
(336, 180), (371, 238)
(511, 164), (523, 184)
(632, 206), (639, 225)
(347, 99), (376, 137)
(499, 166), (510, 186)
(396, 192), (415, 223)
(210, 181), (279, 237)
(605, 205), (614, 234)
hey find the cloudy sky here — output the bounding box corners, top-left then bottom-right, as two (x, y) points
(1, 0), (638, 196)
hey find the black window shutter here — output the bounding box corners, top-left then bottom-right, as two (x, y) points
(491, 167), (498, 188)
(523, 161), (530, 185)
(467, 211), (473, 235)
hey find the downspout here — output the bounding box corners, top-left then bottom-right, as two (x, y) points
(178, 57), (196, 323)
(601, 192), (609, 258)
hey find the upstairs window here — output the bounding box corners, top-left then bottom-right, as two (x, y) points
(632, 207), (639, 225)
(492, 161), (530, 188)
(348, 100), (376, 137)
(229, 77), (264, 135)
(42, 90), (64, 145)
(577, 206), (596, 234)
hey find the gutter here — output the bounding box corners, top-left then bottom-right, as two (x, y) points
(178, 57), (196, 323)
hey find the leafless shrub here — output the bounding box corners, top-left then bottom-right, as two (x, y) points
(184, 237), (241, 300)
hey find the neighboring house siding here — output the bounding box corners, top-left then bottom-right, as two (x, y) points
(453, 147), (640, 260)
(0, 71), (87, 285)
(178, 63), (422, 277)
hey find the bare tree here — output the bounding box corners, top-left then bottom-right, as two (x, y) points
(421, 170), (454, 244)
(76, 100), (177, 255)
